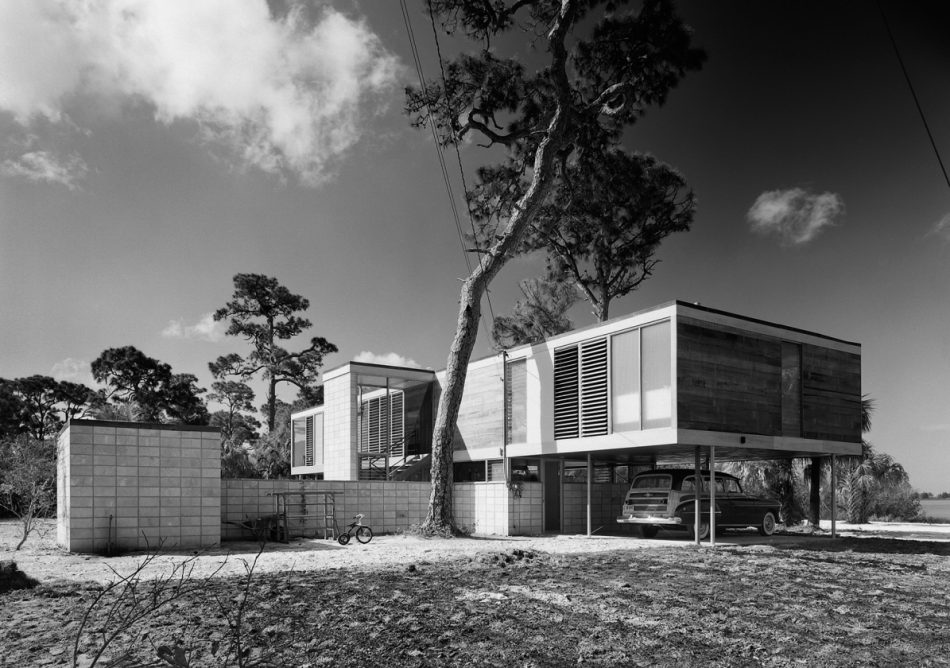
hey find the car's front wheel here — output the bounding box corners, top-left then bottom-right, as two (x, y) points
(758, 511), (777, 536)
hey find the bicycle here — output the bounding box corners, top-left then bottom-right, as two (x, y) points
(337, 513), (373, 545)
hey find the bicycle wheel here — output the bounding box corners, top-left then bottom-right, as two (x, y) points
(355, 526), (373, 544)
(337, 532), (350, 546)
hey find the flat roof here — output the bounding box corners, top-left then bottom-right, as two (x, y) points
(62, 418), (219, 435)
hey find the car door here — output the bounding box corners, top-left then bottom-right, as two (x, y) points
(709, 477), (735, 525)
(725, 479), (760, 525)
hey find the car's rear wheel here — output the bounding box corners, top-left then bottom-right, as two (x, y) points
(758, 511), (777, 536)
(640, 525), (659, 539)
(688, 522), (710, 540)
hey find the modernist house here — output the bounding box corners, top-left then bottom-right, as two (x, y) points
(291, 301), (862, 532)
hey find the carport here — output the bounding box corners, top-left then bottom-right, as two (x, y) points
(552, 436), (862, 546)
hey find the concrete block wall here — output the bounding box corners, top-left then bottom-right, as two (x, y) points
(57, 420), (220, 553)
(454, 482), (509, 535)
(322, 371), (357, 480)
(561, 483), (628, 534)
(509, 483), (543, 535)
(453, 482), (543, 536)
(221, 479), (430, 540)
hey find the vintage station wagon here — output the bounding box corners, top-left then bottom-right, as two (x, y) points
(617, 469), (780, 539)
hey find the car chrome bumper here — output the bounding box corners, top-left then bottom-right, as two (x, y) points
(616, 516), (682, 525)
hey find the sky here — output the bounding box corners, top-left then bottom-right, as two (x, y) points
(1, 1), (948, 492)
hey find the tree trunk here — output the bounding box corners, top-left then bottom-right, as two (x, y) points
(420, 6), (576, 536)
(808, 456), (821, 528)
(267, 375), (277, 432)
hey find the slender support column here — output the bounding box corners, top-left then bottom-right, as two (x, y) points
(385, 378), (391, 480)
(586, 453), (592, 537)
(694, 446), (701, 546)
(709, 446), (716, 548)
(831, 455), (837, 538)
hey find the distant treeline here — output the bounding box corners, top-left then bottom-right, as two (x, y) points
(918, 492), (950, 500)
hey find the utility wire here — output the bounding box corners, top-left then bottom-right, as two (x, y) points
(399, 0), (473, 277)
(878, 0), (950, 191)
(424, 0), (498, 325)
(400, 0), (497, 345)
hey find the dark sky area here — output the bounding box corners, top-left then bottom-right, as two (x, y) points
(1, 1), (947, 490)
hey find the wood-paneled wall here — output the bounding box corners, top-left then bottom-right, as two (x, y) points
(802, 345), (862, 442)
(447, 362), (505, 453)
(677, 318), (861, 442)
(677, 319), (782, 435)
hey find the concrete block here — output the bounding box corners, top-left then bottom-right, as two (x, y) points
(116, 503), (139, 518)
(70, 431), (94, 445)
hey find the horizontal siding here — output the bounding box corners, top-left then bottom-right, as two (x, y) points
(802, 345), (862, 443)
(452, 362), (505, 453)
(677, 320), (782, 435)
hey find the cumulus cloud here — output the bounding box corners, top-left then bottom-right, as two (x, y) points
(51, 358), (96, 386)
(353, 351), (425, 369)
(928, 212), (950, 242)
(0, 150), (88, 189)
(747, 188), (844, 246)
(161, 312), (225, 342)
(0, 0), (400, 186)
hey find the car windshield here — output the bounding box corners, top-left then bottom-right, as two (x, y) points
(681, 476), (704, 492)
(633, 474), (671, 490)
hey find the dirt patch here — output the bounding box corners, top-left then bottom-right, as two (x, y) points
(3, 520), (950, 666)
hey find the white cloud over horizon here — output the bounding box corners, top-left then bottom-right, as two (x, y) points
(161, 312), (225, 342)
(0, 0), (400, 187)
(747, 188), (844, 246)
(51, 357), (96, 386)
(353, 351), (425, 369)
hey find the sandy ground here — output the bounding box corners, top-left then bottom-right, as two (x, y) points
(3, 518), (949, 586)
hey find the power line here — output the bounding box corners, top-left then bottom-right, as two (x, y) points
(399, 0), (473, 278)
(424, 0), (498, 326)
(399, 0), (497, 344)
(878, 0), (950, 191)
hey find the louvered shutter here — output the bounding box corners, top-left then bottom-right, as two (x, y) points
(390, 391), (404, 455)
(580, 337), (609, 436)
(368, 398), (381, 453)
(305, 416), (314, 466)
(554, 346), (579, 439)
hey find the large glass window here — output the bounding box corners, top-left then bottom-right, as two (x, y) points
(553, 319), (671, 438)
(641, 321), (672, 429)
(292, 418), (307, 467)
(292, 413), (323, 470)
(611, 328), (641, 431)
